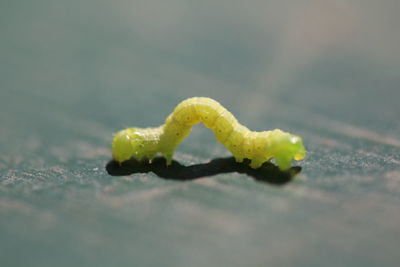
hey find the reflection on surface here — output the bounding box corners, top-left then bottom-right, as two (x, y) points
(106, 157), (301, 185)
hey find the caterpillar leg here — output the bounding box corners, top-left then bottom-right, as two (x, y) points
(146, 153), (156, 163)
(234, 157), (244, 163)
(249, 159), (263, 169)
(163, 152), (173, 166)
(275, 156), (292, 171)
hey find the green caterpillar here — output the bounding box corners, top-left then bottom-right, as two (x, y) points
(112, 97), (306, 170)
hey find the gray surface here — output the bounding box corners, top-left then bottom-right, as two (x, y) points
(1, 0), (400, 266)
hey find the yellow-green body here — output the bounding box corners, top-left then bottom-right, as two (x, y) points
(112, 97), (306, 170)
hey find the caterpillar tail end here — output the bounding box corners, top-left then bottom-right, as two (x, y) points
(112, 128), (141, 164)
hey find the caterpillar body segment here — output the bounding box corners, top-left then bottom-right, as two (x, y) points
(212, 110), (237, 143)
(193, 98), (224, 128)
(112, 97), (306, 170)
(112, 127), (162, 163)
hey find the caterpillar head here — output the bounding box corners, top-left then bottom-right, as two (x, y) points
(112, 128), (144, 163)
(268, 129), (306, 170)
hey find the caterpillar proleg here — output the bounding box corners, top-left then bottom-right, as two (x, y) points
(112, 97), (306, 170)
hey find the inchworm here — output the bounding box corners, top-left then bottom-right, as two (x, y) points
(112, 97), (306, 170)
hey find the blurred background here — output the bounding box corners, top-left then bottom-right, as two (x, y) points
(1, 0), (399, 266)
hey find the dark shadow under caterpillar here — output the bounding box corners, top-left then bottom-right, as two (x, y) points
(106, 157), (302, 185)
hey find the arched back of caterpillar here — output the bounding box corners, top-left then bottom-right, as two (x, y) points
(112, 97), (306, 170)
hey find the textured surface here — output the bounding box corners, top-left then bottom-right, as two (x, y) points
(1, 1), (400, 266)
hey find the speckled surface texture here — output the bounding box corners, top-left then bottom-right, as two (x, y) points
(1, 1), (400, 266)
